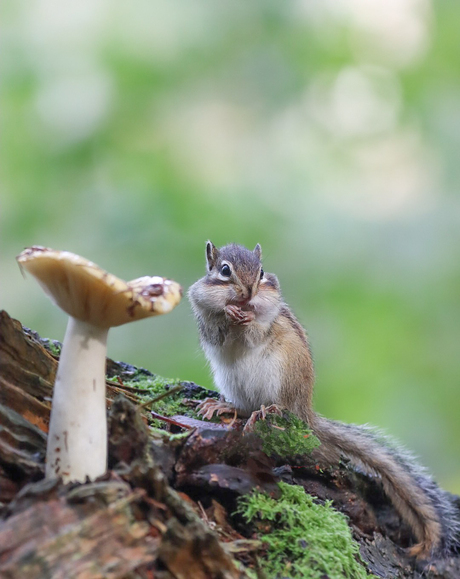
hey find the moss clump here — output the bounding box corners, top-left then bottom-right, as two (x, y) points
(107, 374), (200, 425)
(253, 411), (320, 458)
(39, 337), (62, 357)
(236, 482), (373, 579)
(136, 378), (187, 418)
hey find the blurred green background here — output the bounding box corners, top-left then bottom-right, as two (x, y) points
(2, 0), (459, 492)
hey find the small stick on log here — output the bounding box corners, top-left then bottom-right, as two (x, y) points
(149, 411), (194, 430)
(138, 384), (183, 410)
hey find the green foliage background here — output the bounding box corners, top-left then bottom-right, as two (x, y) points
(2, 1), (459, 492)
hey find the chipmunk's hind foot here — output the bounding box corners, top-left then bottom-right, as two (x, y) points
(243, 404), (284, 432)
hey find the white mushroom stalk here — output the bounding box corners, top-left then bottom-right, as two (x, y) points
(17, 246), (182, 483)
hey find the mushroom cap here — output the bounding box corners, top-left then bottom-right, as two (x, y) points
(17, 246), (182, 328)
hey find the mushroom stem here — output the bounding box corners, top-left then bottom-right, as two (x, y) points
(46, 317), (108, 483)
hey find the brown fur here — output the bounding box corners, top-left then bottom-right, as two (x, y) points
(271, 307), (443, 558)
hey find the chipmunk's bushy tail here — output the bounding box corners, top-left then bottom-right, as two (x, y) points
(311, 416), (460, 559)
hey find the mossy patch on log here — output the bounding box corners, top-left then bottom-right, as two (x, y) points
(253, 411), (320, 458)
(236, 481), (375, 579)
(107, 374), (200, 425)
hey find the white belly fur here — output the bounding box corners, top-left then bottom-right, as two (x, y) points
(204, 341), (282, 413)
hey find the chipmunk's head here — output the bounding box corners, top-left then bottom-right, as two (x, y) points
(204, 241), (279, 307)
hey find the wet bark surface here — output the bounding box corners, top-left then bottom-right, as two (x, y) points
(1, 310), (459, 578)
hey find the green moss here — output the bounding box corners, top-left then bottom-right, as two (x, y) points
(149, 426), (192, 443)
(253, 411), (320, 458)
(39, 337), (62, 357)
(107, 374), (200, 425)
(128, 374), (180, 392)
(47, 341), (61, 357)
(236, 482), (374, 579)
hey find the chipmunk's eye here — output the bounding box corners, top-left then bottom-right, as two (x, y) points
(260, 268), (264, 279)
(220, 264), (231, 277)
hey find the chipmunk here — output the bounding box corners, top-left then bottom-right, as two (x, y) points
(188, 241), (460, 560)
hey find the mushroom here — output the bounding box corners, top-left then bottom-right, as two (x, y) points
(17, 246), (182, 483)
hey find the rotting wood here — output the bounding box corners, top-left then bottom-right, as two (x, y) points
(0, 481), (159, 579)
(1, 310), (460, 578)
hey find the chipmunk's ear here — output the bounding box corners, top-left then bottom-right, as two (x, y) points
(206, 241), (219, 271)
(253, 243), (262, 260)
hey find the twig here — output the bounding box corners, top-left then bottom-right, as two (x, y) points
(138, 384), (183, 409)
(106, 380), (151, 394)
(106, 384), (139, 403)
(149, 410), (193, 430)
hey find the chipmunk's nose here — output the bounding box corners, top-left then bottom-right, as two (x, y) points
(236, 287), (251, 305)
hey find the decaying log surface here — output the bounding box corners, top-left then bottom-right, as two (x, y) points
(0, 479), (159, 579)
(1, 309), (460, 578)
(0, 311), (246, 578)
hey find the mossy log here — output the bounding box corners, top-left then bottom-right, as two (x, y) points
(0, 310), (459, 578)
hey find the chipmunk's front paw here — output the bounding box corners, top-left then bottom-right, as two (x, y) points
(225, 305), (255, 325)
(197, 398), (238, 421)
(243, 404), (284, 432)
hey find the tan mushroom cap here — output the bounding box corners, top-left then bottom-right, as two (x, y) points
(17, 246), (182, 328)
